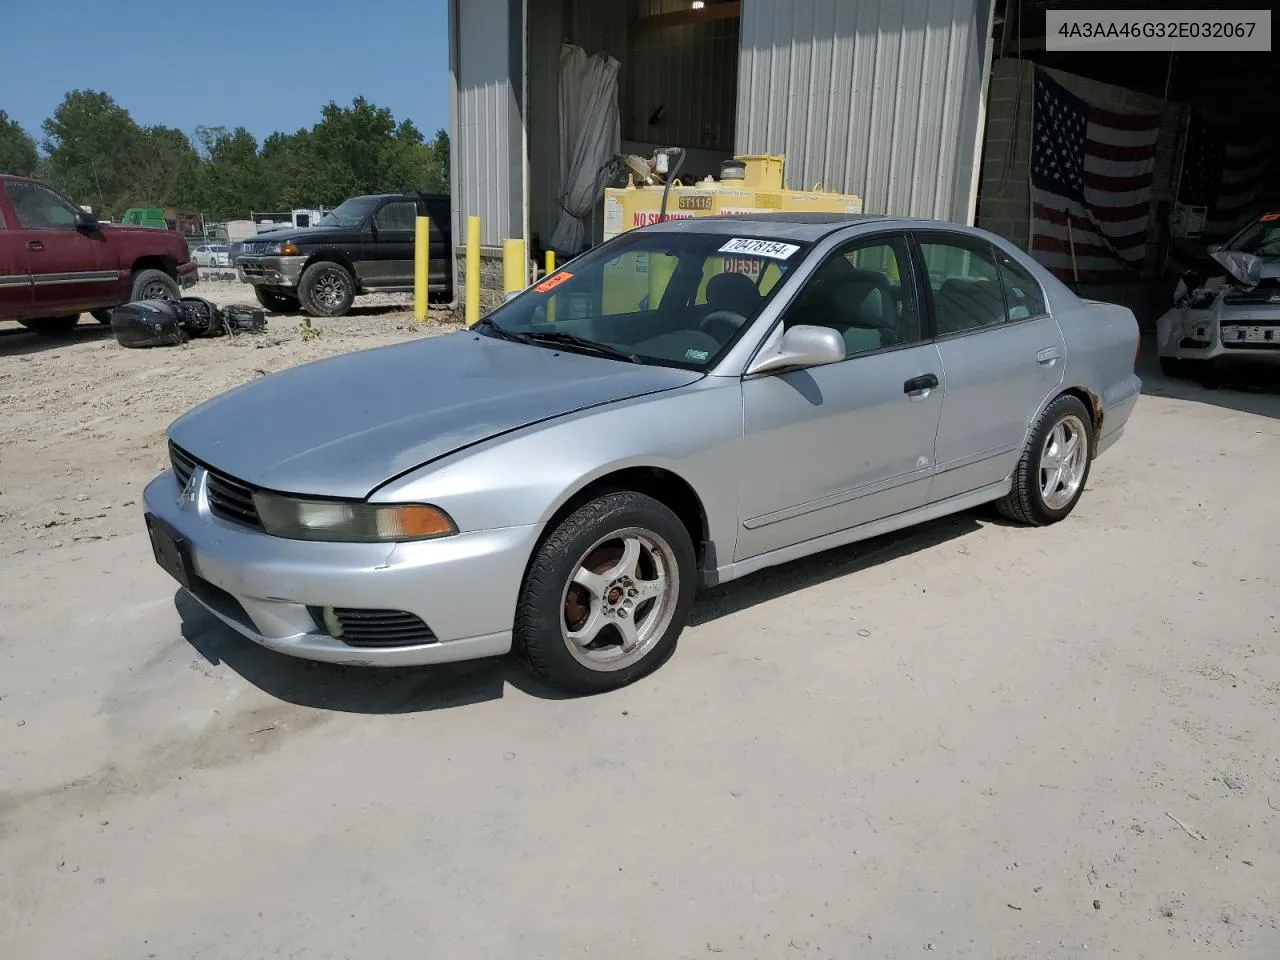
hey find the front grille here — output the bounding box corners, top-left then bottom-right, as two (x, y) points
(170, 443), (196, 487)
(206, 472), (263, 529)
(1222, 292), (1280, 306)
(169, 443), (264, 530)
(330, 608), (438, 647)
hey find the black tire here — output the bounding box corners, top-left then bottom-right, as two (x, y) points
(1189, 358), (1221, 390)
(515, 490), (697, 694)
(254, 286), (301, 313)
(91, 309), (113, 325)
(996, 394), (1094, 526)
(130, 268), (180, 302)
(1158, 356), (1183, 378)
(19, 315), (80, 336)
(297, 261), (356, 317)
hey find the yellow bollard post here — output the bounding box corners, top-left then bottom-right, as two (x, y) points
(413, 215), (430, 322)
(502, 238), (526, 299)
(545, 251), (556, 323)
(465, 215), (481, 326)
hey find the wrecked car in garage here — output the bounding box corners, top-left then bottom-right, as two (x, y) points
(1157, 213), (1280, 382)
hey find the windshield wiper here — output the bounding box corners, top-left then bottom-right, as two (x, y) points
(473, 318), (533, 343)
(519, 330), (640, 363)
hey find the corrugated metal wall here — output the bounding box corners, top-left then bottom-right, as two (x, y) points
(451, 0), (523, 248)
(736, 0), (995, 222)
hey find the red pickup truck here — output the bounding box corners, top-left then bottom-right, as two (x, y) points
(0, 174), (198, 336)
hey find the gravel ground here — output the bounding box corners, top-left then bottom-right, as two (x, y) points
(1, 327), (1278, 959)
(0, 281), (458, 555)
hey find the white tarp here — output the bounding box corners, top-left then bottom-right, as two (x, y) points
(549, 43), (620, 255)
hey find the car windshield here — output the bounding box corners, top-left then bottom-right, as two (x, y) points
(317, 196), (382, 227)
(479, 230), (808, 370)
(1224, 216), (1280, 258)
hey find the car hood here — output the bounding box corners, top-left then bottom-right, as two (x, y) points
(244, 225), (338, 244)
(168, 332), (702, 499)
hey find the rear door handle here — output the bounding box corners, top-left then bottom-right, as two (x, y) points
(903, 373), (939, 397)
(26, 240), (44, 251)
(1036, 346), (1064, 364)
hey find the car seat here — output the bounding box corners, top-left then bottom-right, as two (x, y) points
(935, 277), (1005, 334)
(705, 272), (760, 317)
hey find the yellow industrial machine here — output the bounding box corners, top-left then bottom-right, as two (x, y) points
(601, 154), (863, 240)
(594, 154), (864, 315)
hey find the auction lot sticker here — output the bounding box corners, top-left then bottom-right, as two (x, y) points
(719, 238), (800, 260)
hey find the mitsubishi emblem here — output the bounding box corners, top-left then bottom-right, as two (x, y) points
(178, 468), (201, 509)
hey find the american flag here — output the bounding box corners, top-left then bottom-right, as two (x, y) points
(1030, 69), (1161, 283)
(1177, 115), (1272, 241)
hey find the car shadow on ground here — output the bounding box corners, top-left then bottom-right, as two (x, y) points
(0, 320), (114, 356)
(1138, 333), (1280, 420)
(176, 513), (982, 713)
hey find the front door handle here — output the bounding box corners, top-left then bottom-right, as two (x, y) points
(903, 373), (939, 397)
(1036, 346), (1064, 364)
(26, 240), (44, 252)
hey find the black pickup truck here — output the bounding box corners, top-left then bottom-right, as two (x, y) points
(235, 191), (451, 317)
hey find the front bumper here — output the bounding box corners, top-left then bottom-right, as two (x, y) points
(236, 255), (307, 288)
(1156, 305), (1280, 363)
(142, 469), (541, 666)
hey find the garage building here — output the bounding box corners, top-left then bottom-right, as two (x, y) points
(448, 0), (1277, 319)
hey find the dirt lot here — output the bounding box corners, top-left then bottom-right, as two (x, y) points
(1, 295), (1278, 958)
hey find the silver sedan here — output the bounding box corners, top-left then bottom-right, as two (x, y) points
(143, 214), (1141, 692)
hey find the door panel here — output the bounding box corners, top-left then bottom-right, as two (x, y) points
(737, 344), (945, 559)
(2, 180), (113, 312)
(916, 232), (1066, 501)
(358, 200), (417, 288)
(736, 232), (943, 561)
(0, 231), (33, 318)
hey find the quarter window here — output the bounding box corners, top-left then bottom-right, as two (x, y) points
(784, 234), (922, 357)
(995, 250), (1047, 320)
(373, 201), (417, 233)
(917, 235), (1008, 336)
(4, 181), (80, 229)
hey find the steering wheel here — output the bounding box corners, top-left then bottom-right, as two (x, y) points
(699, 310), (747, 343)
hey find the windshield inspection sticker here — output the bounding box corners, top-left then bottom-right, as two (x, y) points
(719, 238), (800, 260)
(533, 271), (573, 294)
(684, 348), (710, 362)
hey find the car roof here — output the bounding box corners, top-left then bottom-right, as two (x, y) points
(641, 212), (989, 243)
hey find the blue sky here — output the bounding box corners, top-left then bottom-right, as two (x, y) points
(2, 0), (449, 148)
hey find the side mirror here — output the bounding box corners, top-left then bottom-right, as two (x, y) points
(74, 209), (98, 231)
(747, 324), (846, 375)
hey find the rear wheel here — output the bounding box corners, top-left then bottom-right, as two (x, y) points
(19, 315), (80, 336)
(298, 262), (355, 317)
(996, 394), (1093, 526)
(254, 286), (301, 313)
(515, 491), (696, 694)
(130, 269), (179, 302)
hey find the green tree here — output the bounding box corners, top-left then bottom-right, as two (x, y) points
(41, 90), (143, 216)
(0, 111), (40, 177)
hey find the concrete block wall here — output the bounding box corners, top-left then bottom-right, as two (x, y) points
(976, 59), (1034, 250)
(454, 246), (510, 315)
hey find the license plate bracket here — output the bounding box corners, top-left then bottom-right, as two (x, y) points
(145, 514), (192, 589)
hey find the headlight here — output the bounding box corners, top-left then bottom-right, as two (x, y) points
(260, 242), (282, 255)
(252, 492), (457, 542)
(280, 240), (299, 256)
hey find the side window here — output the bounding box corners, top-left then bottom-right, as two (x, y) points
(373, 201), (417, 233)
(4, 182), (79, 229)
(783, 233), (921, 357)
(994, 250), (1047, 321)
(917, 235), (1008, 336)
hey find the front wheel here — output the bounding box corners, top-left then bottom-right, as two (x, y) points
(515, 491), (696, 694)
(298, 261), (355, 317)
(996, 394), (1094, 526)
(130, 268), (180, 302)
